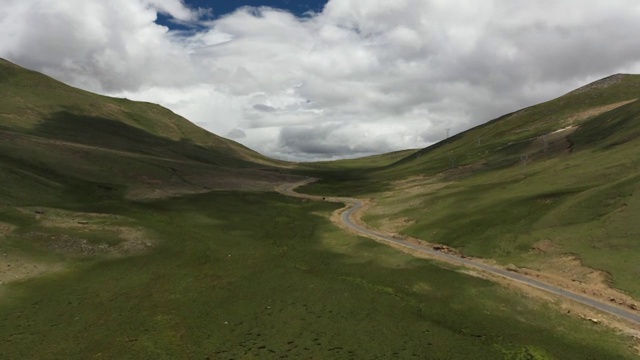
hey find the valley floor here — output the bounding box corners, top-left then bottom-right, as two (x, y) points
(1, 189), (637, 359)
(279, 180), (640, 344)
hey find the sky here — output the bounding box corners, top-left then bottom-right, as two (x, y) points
(2, 1), (640, 161)
(155, 0), (328, 27)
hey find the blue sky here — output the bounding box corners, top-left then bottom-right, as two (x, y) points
(156, 0), (328, 29)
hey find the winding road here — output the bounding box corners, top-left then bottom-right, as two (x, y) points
(277, 180), (640, 327)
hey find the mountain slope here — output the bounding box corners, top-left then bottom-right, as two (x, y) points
(0, 58), (280, 166)
(384, 73), (640, 177)
(301, 74), (640, 300)
(0, 58), (294, 205)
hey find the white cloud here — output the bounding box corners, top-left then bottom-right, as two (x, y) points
(2, 0), (640, 160)
(144, 0), (208, 22)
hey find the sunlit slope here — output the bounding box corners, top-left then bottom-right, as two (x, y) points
(303, 74), (640, 298)
(307, 149), (418, 170)
(384, 74), (640, 177)
(386, 75), (640, 297)
(0, 59), (291, 205)
(299, 74), (640, 194)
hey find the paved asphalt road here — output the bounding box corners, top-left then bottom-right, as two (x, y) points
(278, 181), (640, 326)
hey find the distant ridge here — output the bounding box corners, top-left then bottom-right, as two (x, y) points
(566, 73), (630, 96)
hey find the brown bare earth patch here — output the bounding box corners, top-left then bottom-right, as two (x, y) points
(511, 255), (640, 318)
(0, 222), (16, 237)
(376, 217), (415, 234)
(0, 207), (154, 296)
(562, 99), (638, 126)
(526, 126), (577, 157)
(530, 239), (557, 253)
(390, 175), (454, 198)
(17, 207), (154, 257)
(365, 176), (453, 232)
(0, 254), (65, 287)
(1, 222), (66, 290)
(440, 162), (488, 180)
(125, 187), (211, 200)
(567, 74), (627, 95)
(127, 170), (303, 200)
(503, 99), (637, 138)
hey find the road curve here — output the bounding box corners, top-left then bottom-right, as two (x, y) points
(277, 180), (640, 326)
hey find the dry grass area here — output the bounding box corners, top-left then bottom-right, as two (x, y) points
(562, 99), (638, 126)
(127, 170), (303, 200)
(513, 251), (639, 316)
(0, 254), (65, 287)
(503, 99), (637, 138)
(19, 207), (154, 256)
(0, 222), (15, 237)
(365, 176), (453, 233)
(526, 126), (577, 157)
(0, 220), (65, 290)
(1, 207), (156, 295)
(125, 186), (211, 200)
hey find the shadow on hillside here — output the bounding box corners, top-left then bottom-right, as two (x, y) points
(31, 110), (254, 168)
(569, 100), (640, 150)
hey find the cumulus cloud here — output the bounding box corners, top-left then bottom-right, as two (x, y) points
(2, 0), (640, 160)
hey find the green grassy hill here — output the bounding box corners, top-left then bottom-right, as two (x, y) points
(386, 73), (640, 177)
(306, 149), (418, 170)
(0, 60), (638, 359)
(0, 58), (292, 205)
(302, 73), (640, 299)
(0, 58), (275, 162)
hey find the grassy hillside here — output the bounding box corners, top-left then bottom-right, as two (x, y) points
(0, 58), (277, 165)
(384, 74), (640, 178)
(0, 61), (637, 358)
(306, 149), (418, 170)
(0, 58), (294, 205)
(301, 74), (640, 299)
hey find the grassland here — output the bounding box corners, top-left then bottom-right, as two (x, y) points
(1, 59), (639, 358)
(305, 149), (418, 170)
(1, 192), (636, 359)
(301, 74), (640, 302)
